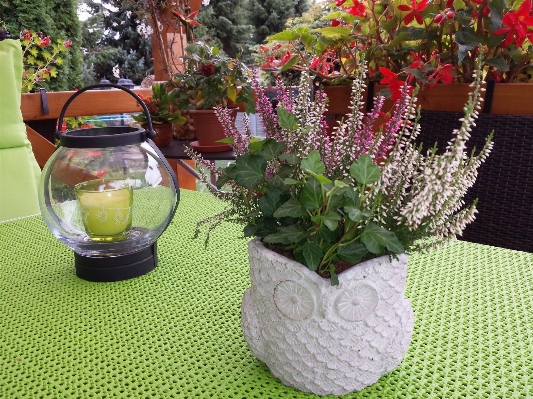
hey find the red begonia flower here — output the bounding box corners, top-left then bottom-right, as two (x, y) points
(397, 0), (430, 25)
(493, 0), (533, 48)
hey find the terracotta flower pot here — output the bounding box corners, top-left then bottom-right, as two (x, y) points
(142, 123), (173, 147)
(188, 108), (237, 148)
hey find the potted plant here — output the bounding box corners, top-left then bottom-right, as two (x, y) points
(185, 55), (492, 395)
(132, 83), (185, 147)
(170, 41), (256, 151)
(259, 0), (533, 113)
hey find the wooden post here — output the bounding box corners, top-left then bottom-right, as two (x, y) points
(149, 0), (202, 81)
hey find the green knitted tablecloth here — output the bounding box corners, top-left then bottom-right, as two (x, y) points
(0, 189), (532, 398)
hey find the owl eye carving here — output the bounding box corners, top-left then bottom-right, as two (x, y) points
(334, 283), (379, 321)
(274, 280), (315, 320)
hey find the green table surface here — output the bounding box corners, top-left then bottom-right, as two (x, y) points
(1, 190), (532, 398)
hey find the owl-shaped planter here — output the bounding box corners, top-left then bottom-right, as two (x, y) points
(241, 239), (414, 396)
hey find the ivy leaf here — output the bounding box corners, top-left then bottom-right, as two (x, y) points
(299, 176), (323, 210)
(234, 154), (267, 189)
(258, 189), (282, 217)
(258, 139), (286, 160)
(337, 242), (368, 263)
(273, 198), (306, 218)
(360, 222), (405, 255)
(265, 224), (307, 244)
(344, 206), (372, 222)
(279, 153), (300, 165)
(301, 242), (323, 271)
(301, 150), (325, 175)
(243, 224), (257, 237)
(277, 108), (299, 130)
(323, 211), (341, 231)
(284, 178), (304, 186)
(343, 186), (360, 207)
(349, 154), (380, 185)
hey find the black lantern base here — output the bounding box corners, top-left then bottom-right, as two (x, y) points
(74, 243), (158, 282)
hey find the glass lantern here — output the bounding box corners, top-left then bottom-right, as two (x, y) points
(38, 84), (179, 282)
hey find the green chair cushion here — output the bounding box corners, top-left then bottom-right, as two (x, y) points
(0, 39), (41, 221)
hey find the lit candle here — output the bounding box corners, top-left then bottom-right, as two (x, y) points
(75, 179), (133, 241)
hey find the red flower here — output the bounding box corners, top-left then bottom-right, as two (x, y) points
(63, 40), (72, 48)
(398, 0), (430, 25)
(493, 0), (533, 48)
(345, 0), (366, 17)
(331, 18), (343, 27)
(38, 36), (51, 47)
(379, 67), (411, 100)
(335, 0), (346, 5)
(428, 64), (455, 87)
(200, 62), (215, 77)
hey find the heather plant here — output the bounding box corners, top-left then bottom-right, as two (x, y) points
(187, 56), (493, 285)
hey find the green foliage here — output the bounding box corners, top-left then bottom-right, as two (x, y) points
(195, 0), (254, 61)
(215, 140), (403, 285)
(80, 0), (152, 85)
(131, 83), (185, 125)
(248, 0), (310, 45)
(170, 42), (256, 113)
(0, 0), (83, 91)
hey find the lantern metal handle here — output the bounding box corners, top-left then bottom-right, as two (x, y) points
(55, 83), (156, 141)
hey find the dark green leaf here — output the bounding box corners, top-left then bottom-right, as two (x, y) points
(263, 231), (291, 244)
(277, 164), (295, 179)
(278, 224), (307, 243)
(329, 265), (339, 286)
(234, 154), (267, 190)
(267, 175), (288, 192)
(361, 222), (405, 255)
(323, 211), (341, 231)
(337, 242), (368, 263)
(273, 198), (306, 218)
(243, 224), (257, 237)
(279, 153), (300, 165)
(255, 217), (279, 237)
(258, 139), (286, 160)
(343, 186), (360, 207)
(485, 57), (509, 72)
(301, 242), (323, 271)
(299, 177), (323, 210)
(318, 224), (339, 243)
(277, 108), (299, 130)
(301, 150), (325, 175)
(284, 178), (304, 186)
(349, 154), (380, 185)
(258, 189), (282, 217)
(488, 0), (507, 29)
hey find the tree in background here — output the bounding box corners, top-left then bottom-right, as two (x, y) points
(0, 0), (83, 91)
(193, 0), (254, 62)
(80, 0), (153, 85)
(248, 0), (310, 46)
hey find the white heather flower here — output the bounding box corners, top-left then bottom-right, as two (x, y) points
(126, 11), (132, 18)
(202, 0), (210, 5)
(103, 10), (110, 17)
(112, 64), (120, 78)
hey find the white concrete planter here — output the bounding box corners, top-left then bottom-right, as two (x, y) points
(241, 239), (414, 396)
